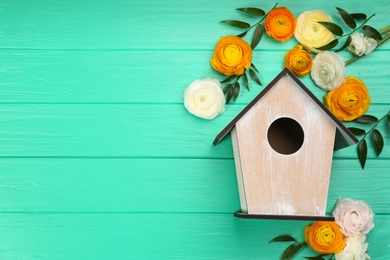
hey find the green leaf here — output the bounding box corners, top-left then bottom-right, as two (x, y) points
(387, 113), (390, 128)
(304, 257), (325, 260)
(335, 35), (352, 52)
(222, 83), (232, 94)
(221, 74), (237, 83)
(249, 69), (262, 85)
(358, 139), (367, 169)
(243, 71), (249, 90)
(350, 13), (367, 20)
(363, 25), (383, 40)
(372, 129), (384, 156)
(220, 20), (251, 29)
(251, 23), (263, 49)
(318, 21), (344, 36)
(348, 127), (366, 136)
(236, 7), (265, 16)
(280, 244), (295, 260)
(315, 39), (339, 51)
(336, 7), (356, 29)
(354, 114), (378, 124)
(269, 235), (296, 243)
(233, 81), (240, 101)
(237, 30), (248, 38)
(250, 63), (259, 73)
(226, 87), (234, 104)
(281, 242), (306, 259)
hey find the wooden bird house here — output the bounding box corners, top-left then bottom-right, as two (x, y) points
(213, 69), (358, 220)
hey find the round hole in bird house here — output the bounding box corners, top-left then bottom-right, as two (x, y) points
(267, 117), (304, 155)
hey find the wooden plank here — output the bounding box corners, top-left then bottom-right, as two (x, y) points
(0, 50), (388, 104)
(0, 213), (388, 259)
(0, 0), (388, 50)
(0, 104), (388, 159)
(0, 158), (388, 213)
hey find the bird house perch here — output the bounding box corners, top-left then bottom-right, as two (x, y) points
(213, 69), (358, 220)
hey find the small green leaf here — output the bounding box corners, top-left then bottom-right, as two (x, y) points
(350, 13), (367, 20)
(363, 25), (382, 40)
(249, 69), (262, 86)
(269, 235), (296, 243)
(220, 20), (251, 29)
(250, 63), (259, 72)
(284, 243), (306, 259)
(335, 35), (352, 52)
(243, 71), (249, 90)
(304, 257), (325, 260)
(318, 21), (344, 36)
(372, 129), (384, 156)
(336, 7), (356, 29)
(354, 114), (378, 124)
(237, 30), (248, 38)
(223, 83), (232, 94)
(221, 75), (237, 83)
(233, 81), (240, 101)
(236, 7), (265, 16)
(280, 244), (295, 260)
(348, 127), (366, 136)
(315, 39), (339, 51)
(358, 139), (367, 169)
(251, 23), (263, 49)
(387, 113), (390, 128)
(226, 87), (234, 104)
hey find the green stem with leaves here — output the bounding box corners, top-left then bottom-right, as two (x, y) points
(341, 13), (376, 40)
(360, 111), (390, 140)
(237, 3), (278, 38)
(356, 111), (390, 168)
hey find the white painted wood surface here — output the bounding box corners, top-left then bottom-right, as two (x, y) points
(234, 75), (337, 216)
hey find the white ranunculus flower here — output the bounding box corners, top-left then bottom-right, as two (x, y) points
(336, 234), (371, 260)
(311, 51), (345, 91)
(294, 10), (335, 53)
(347, 33), (377, 56)
(183, 78), (225, 120)
(332, 198), (375, 236)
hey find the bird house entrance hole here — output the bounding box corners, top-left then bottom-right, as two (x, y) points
(267, 117), (304, 155)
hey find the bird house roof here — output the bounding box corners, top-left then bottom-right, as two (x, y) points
(213, 68), (358, 150)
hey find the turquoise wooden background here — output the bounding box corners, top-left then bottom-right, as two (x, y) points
(0, 0), (389, 259)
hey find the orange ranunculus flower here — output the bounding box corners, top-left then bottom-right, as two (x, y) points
(210, 36), (252, 76)
(324, 76), (371, 121)
(264, 6), (297, 42)
(284, 45), (312, 77)
(305, 221), (346, 254)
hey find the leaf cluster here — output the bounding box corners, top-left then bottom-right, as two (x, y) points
(316, 7), (382, 52)
(220, 3), (278, 49)
(221, 64), (262, 104)
(219, 5), (276, 102)
(348, 111), (390, 169)
(269, 235), (336, 259)
(269, 235), (306, 259)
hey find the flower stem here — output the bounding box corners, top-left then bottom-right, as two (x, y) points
(345, 27), (390, 65)
(379, 25), (390, 34)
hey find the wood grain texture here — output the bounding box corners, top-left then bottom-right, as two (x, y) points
(0, 0), (389, 259)
(0, 104), (388, 159)
(0, 51), (389, 104)
(0, 0), (388, 50)
(0, 159), (388, 213)
(0, 214), (389, 259)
